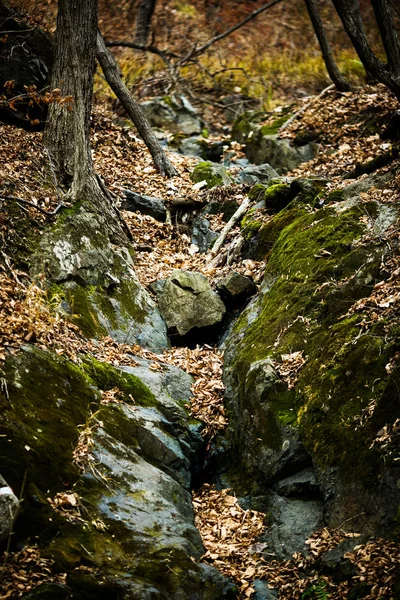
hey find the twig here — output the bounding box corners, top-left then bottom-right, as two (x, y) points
(279, 83), (335, 132)
(0, 195), (65, 216)
(184, 0), (285, 61)
(207, 196), (251, 261)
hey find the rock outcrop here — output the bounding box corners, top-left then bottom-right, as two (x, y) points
(0, 347), (235, 599)
(223, 191), (400, 544)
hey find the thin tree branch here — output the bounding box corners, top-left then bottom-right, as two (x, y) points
(186, 0), (286, 60)
(0, 195), (65, 216)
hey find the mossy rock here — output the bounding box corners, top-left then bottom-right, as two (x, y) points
(224, 198), (400, 531)
(190, 161), (233, 189)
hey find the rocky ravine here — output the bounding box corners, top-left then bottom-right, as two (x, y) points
(1, 87), (400, 599)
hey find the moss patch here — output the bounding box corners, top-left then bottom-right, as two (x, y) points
(190, 161), (233, 189)
(225, 199), (397, 491)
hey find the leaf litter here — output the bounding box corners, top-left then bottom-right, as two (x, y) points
(1, 83), (400, 597)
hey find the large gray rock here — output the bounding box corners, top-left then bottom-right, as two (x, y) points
(152, 270), (226, 338)
(0, 474), (19, 541)
(237, 164), (279, 186)
(1, 347), (234, 599)
(259, 493), (324, 559)
(140, 95), (203, 135)
(222, 196), (400, 539)
(246, 132), (317, 174)
(33, 204), (169, 352)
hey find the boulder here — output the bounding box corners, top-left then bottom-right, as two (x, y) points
(246, 133), (317, 174)
(122, 189), (166, 222)
(223, 196), (400, 536)
(191, 161), (234, 189)
(0, 347), (235, 599)
(0, 474), (19, 541)
(32, 203), (169, 352)
(140, 95), (203, 135)
(237, 164), (279, 186)
(259, 493), (324, 559)
(231, 111), (318, 174)
(151, 270), (226, 340)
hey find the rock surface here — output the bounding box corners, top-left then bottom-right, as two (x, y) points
(152, 270), (226, 340)
(223, 195), (400, 535)
(140, 95), (203, 135)
(122, 189), (166, 221)
(190, 161), (234, 189)
(191, 217), (219, 253)
(0, 347), (235, 599)
(33, 203), (169, 352)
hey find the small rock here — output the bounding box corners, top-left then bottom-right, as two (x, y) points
(217, 271), (256, 303)
(190, 161), (233, 189)
(122, 189), (166, 222)
(140, 95), (203, 135)
(272, 468), (320, 498)
(0, 474), (19, 541)
(253, 580), (278, 600)
(191, 217), (219, 253)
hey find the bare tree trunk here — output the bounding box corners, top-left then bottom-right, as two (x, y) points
(96, 33), (177, 178)
(371, 0), (400, 76)
(331, 0), (400, 101)
(134, 0), (157, 46)
(44, 0), (125, 240)
(44, 0), (96, 197)
(304, 0), (351, 91)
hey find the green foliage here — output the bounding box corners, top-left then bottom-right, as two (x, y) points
(302, 579), (329, 600)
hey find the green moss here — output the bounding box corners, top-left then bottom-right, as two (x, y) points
(324, 189), (345, 204)
(248, 183), (267, 202)
(260, 115), (291, 136)
(0, 347), (98, 495)
(190, 161), (233, 189)
(263, 182), (296, 210)
(82, 357), (158, 408)
(226, 198), (399, 490)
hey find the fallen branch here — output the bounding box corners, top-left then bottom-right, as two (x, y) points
(279, 83), (335, 132)
(207, 196), (251, 261)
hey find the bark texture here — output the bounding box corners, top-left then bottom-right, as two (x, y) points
(44, 0), (97, 197)
(134, 0), (157, 46)
(304, 0), (351, 92)
(44, 0), (125, 242)
(96, 32), (177, 177)
(332, 0), (400, 100)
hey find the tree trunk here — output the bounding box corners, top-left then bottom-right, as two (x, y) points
(304, 0), (351, 92)
(134, 0), (157, 46)
(331, 0), (400, 101)
(96, 32), (178, 178)
(44, 0), (125, 241)
(44, 0), (97, 196)
(371, 0), (400, 77)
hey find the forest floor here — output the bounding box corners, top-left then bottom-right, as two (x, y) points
(1, 83), (400, 598)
